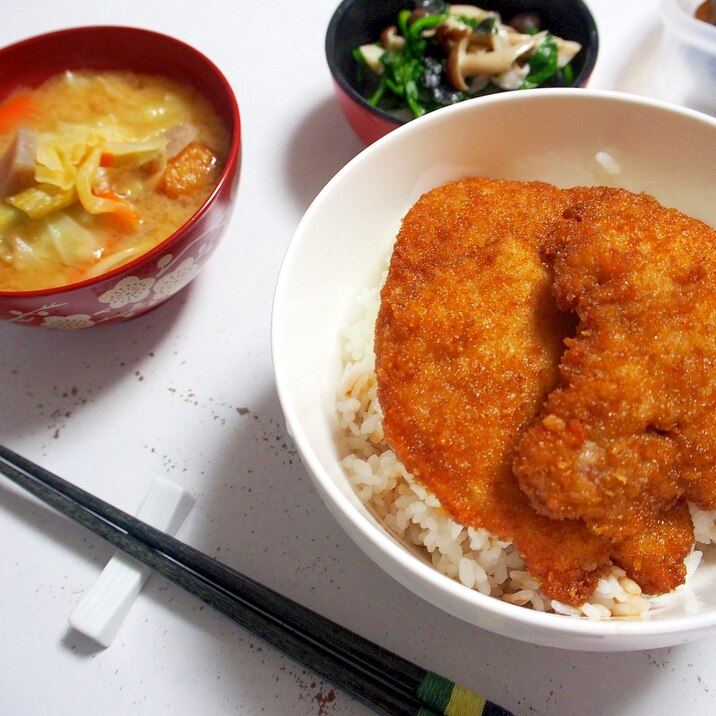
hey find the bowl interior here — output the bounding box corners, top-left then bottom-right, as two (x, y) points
(273, 90), (716, 650)
(326, 0), (600, 128)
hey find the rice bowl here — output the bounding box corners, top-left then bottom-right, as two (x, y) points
(272, 89), (716, 651)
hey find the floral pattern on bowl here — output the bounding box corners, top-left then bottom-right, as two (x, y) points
(2, 208), (232, 329)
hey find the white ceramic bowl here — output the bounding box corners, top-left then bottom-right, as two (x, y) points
(272, 90), (716, 651)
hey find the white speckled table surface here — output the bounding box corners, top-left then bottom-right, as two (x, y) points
(1, 1), (714, 714)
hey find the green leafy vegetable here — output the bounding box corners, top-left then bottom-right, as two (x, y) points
(521, 34), (559, 89)
(365, 11), (453, 119)
(353, 5), (582, 119)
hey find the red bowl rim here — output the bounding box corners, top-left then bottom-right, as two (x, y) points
(0, 25), (241, 299)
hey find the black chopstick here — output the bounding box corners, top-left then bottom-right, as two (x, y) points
(0, 444), (513, 716)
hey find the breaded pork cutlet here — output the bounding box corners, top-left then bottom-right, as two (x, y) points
(514, 187), (716, 593)
(375, 177), (613, 605)
(377, 178), (716, 605)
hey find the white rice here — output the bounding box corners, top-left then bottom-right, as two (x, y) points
(337, 270), (715, 619)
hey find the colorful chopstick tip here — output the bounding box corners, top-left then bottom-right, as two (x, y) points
(417, 671), (514, 716)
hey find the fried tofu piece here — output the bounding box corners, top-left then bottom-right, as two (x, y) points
(159, 141), (219, 198)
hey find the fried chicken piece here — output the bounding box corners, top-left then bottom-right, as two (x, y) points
(514, 187), (716, 552)
(375, 177), (613, 604)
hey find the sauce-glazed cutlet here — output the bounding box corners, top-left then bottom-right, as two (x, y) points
(375, 177), (613, 605)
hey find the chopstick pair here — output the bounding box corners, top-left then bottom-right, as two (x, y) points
(0, 444), (513, 716)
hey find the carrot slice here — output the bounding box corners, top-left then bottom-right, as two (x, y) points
(92, 188), (139, 229)
(0, 94), (36, 134)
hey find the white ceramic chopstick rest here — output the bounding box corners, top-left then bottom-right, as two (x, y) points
(69, 476), (195, 647)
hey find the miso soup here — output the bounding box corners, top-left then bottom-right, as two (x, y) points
(0, 70), (230, 291)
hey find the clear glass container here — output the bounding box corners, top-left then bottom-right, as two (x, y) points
(658, 0), (716, 115)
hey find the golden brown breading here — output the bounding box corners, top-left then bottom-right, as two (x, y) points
(377, 179), (716, 605)
(375, 177), (612, 605)
(514, 188), (716, 545)
(610, 502), (693, 595)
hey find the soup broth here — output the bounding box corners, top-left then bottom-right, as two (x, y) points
(0, 70), (229, 291)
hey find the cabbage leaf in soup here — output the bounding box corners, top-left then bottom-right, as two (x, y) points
(0, 69), (228, 291)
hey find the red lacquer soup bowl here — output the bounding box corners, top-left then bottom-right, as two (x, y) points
(0, 26), (241, 329)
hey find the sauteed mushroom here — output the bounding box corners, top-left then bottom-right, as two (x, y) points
(380, 25), (406, 51)
(447, 34), (537, 91)
(353, 2), (582, 119)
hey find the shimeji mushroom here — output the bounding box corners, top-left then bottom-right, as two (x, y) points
(380, 25), (405, 51)
(446, 27), (581, 93)
(491, 29), (548, 90)
(435, 17), (473, 51)
(446, 34), (537, 91)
